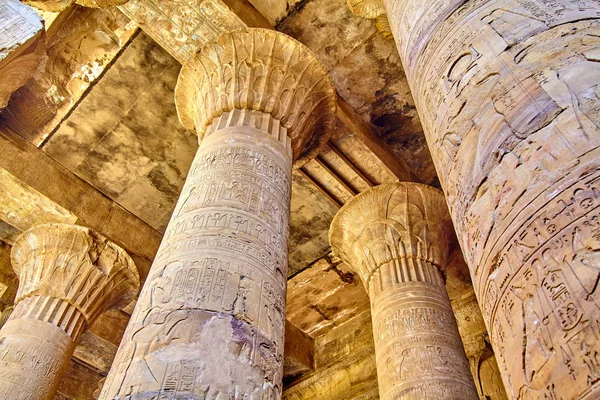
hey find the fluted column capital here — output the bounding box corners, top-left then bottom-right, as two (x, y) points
(346, 0), (392, 39)
(175, 28), (337, 167)
(330, 182), (454, 288)
(23, 0), (128, 12)
(347, 0), (385, 19)
(10, 224), (139, 327)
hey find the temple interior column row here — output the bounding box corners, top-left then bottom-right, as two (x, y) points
(0, 0), (598, 399)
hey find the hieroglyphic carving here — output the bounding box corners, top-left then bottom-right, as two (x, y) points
(0, 224), (139, 400)
(0, 0), (45, 109)
(101, 28), (336, 400)
(101, 122), (291, 399)
(118, 0), (246, 64)
(382, 0), (600, 398)
(330, 183), (478, 399)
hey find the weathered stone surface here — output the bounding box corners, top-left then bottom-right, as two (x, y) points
(56, 359), (106, 400)
(0, 0), (45, 109)
(0, 125), (159, 278)
(278, 0), (435, 184)
(100, 28), (336, 399)
(283, 321), (315, 381)
(330, 183), (478, 399)
(247, 0), (303, 26)
(286, 255), (369, 337)
(42, 31), (191, 233)
(383, 1), (600, 398)
(119, 0), (246, 64)
(0, 224), (139, 400)
(24, 0), (128, 13)
(0, 167), (78, 232)
(446, 251), (507, 400)
(1, 7), (136, 146)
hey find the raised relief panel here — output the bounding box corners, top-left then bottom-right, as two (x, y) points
(118, 0), (246, 64)
(0, 0), (45, 109)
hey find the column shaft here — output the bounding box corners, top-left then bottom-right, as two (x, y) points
(383, 1), (600, 398)
(101, 111), (292, 399)
(0, 301), (81, 400)
(371, 272), (474, 399)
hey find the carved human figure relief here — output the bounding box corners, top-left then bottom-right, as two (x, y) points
(0, 0), (45, 109)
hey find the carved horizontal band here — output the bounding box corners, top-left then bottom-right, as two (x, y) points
(13, 295), (87, 340)
(206, 109), (292, 159)
(175, 28), (337, 166)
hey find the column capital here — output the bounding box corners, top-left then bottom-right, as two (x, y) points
(175, 28), (337, 167)
(347, 0), (385, 19)
(10, 223), (139, 326)
(23, 0), (128, 12)
(346, 0), (392, 39)
(330, 182), (454, 288)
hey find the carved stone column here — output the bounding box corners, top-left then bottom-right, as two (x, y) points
(0, 224), (139, 400)
(374, 1), (600, 398)
(330, 183), (478, 400)
(100, 28), (336, 399)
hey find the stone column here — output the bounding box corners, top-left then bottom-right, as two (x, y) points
(329, 183), (478, 400)
(374, 1), (600, 399)
(100, 28), (336, 399)
(0, 224), (139, 400)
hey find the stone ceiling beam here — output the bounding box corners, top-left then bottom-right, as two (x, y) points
(284, 318), (316, 379)
(336, 98), (416, 182)
(0, 123), (160, 278)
